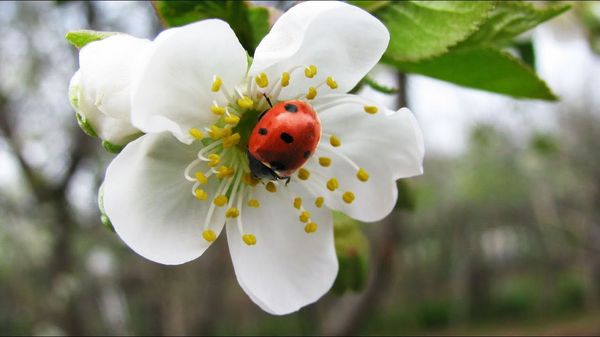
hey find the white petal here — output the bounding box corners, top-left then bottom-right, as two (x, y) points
(131, 20), (248, 144)
(226, 182), (337, 315)
(103, 132), (226, 265)
(69, 71), (140, 145)
(79, 34), (151, 120)
(250, 1), (388, 99)
(304, 94), (424, 222)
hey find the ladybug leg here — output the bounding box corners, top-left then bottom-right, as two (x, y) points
(284, 176), (291, 186)
(257, 109), (268, 121)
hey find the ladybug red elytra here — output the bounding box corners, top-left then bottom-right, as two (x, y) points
(247, 99), (321, 182)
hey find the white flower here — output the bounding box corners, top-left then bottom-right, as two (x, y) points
(99, 1), (424, 315)
(69, 34), (150, 145)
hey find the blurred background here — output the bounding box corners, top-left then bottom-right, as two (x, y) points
(1, 1), (600, 335)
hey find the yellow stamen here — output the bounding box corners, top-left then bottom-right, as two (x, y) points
(223, 133), (241, 148)
(242, 234), (257, 246)
(207, 154), (220, 167)
(326, 178), (339, 191)
(306, 86), (317, 100)
(189, 128), (204, 140)
(318, 157), (332, 167)
(243, 172), (259, 186)
(216, 166), (235, 179)
(226, 207), (240, 218)
(202, 229), (217, 242)
(342, 191), (355, 204)
(211, 75), (222, 92)
(315, 197), (324, 208)
(305, 65), (317, 78)
(357, 168), (369, 182)
(248, 199), (260, 208)
(281, 72), (290, 87)
(208, 125), (225, 140)
(224, 115), (240, 126)
(255, 72), (269, 88)
(326, 76), (338, 89)
(293, 197), (302, 210)
(364, 105), (378, 114)
(299, 211), (311, 223)
(237, 95), (254, 109)
(265, 182), (277, 193)
(298, 168), (310, 180)
(213, 195), (228, 207)
(194, 188), (208, 201)
(195, 171), (208, 185)
(330, 135), (341, 147)
(304, 222), (318, 233)
(211, 104), (225, 116)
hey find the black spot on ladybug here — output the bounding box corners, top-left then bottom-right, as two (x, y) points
(280, 132), (294, 144)
(258, 128), (268, 135)
(303, 151), (310, 159)
(270, 161), (286, 171)
(284, 103), (298, 112)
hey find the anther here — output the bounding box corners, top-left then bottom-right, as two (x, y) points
(364, 105), (378, 114)
(299, 211), (311, 223)
(211, 104), (225, 116)
(213, 195), (228, 206)
(202, 229), (217, 242)
(242, 234), (257, 246)
(326, 178), (339, 191)
(211, 75), (222, 92)
(265, 182), (277, 193)
(248, 199), (260, 208)
(318, 157), (332, 167)
(207, 154), (220, 167)
(326, 76), (338, 89)
(226, 207), (240, 218)
(216, 166), (235, 179)
(195, 171), (208, 185)
(342, 191), (355, 204)
(305, 65), (317, 78)
(281, 72), (290, 87)
(208, 125), (225, 140)
(194, 188), (208, 201)
(306, 86), (317, 100)
(243, 172), (259, 186)
(223, 133), (241, 148)
(237, 95), (254, 109)
(293, 197), (302, 209)
(330, 135), (341, 147)
(357, 168), (369, 182)
(298, 168), (310, 180)
(304, 222), (318, 233)
(255, 72), (269, 88)
(315, 197), (324, 208)
(225, 115), (240, 126)
(189, 128), (204, 140)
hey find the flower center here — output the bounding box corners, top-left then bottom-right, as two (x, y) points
(183, 64), (373, 246)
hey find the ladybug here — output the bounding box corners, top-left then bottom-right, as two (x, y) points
(247, 97), (321, 182)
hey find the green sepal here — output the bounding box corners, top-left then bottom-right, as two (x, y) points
(102, 140), (126, 154)
(98, 184), (115, 233)
(65, 30), (119, 49)
(75, 112), (98, 138)
(363, 76), (399, 95)
(331, 212), (370, 295)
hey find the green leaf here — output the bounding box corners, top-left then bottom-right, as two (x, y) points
(65, 30), (118, 49)
(373, 1), (494, 62)
(388, 47), (557, 100)
(363, 76), (398, 94)
(460, 1), (571, 48)
(153, 1), (270, 54)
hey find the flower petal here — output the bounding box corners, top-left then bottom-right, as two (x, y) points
(304, 94), (424, 222)
(250, 1), (388, 99)
(226, 182), (337, 315)
(69, 70), (140, 145)
(103, 132), (226, 265)
(79, 34), (151, 120)
(131, 20), (248, 144)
